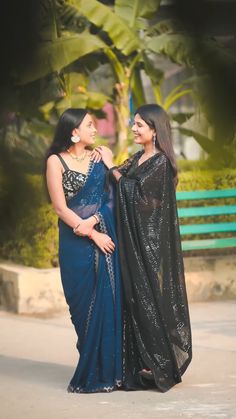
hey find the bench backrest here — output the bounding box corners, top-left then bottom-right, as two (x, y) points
(176, 188), (236, 251)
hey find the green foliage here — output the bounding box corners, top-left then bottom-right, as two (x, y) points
(146, 33), (236, 72)
(68, 0), (140, 55)
(0, 120), (51, 176)
(16, 32), (106, 85)
(1, 204), (58, 268)
(177, 159), (223, 172)
(0, 173), (58, 268)
(114, 0), (161, 25)
(177, 159), (207, 172)
(178, 114), (236, 167)
(1, 0), (206, 158)
(56, 0), (89, 33)
(178, 168), (236, 192)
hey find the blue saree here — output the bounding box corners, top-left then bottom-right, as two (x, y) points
(58, 159), (122, 393)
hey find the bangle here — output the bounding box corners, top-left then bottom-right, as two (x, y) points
(73, 223), (80, 233)
(109, 166), (118, 173)
(92, 214), (100, 224)
(88, 229), (94, 240)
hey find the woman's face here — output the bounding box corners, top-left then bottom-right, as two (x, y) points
(72, 113), (97, 145)
(132, 113), (155, 145)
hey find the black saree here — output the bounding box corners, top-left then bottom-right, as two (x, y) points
(115, 151), (192, 392)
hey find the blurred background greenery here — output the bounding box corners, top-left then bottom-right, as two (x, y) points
(0, 0), (235, 267)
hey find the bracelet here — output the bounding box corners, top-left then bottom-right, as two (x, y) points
(92, 214), (100, 224)
(109, 166), (118, 173)
(88, 228), (94, 240)
(73, 223), (80, 233)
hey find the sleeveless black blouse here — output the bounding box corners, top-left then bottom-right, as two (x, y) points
(57, 154), (86, 200)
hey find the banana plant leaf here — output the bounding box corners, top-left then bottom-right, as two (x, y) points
(146, 34), (197, 67)
(142, 52), (164, 86)
(171, 112), (193, 124)
(16, 32), (107, 85)
(65, 72), (89, 91)
(147, 19), (181, 36)
(179, 127), (215, 155)
(114, 0), (161, 25)
(68, 0), (140, 55)
(25, 120), (54, 137)
(178, 114), (232, 162)
(88, 64), (115, 97)
(179, 126), (232, 164)
(55, 94), (87, 113)
(56, 0), (88, 33)
(54, 90), (110, 115)
(146, 33), (236, 71)
(86, 91), (110, 109)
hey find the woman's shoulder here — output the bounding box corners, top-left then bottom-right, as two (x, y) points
(153, 153), (173, 173)
(124, 150), (142, 164)
(47, 153), (59, 163)
(46, 154), (63, 170)
(132, 150), (143, 159)
(156, 152), (169, 164)
(124, 150), (142, 160)
(47, 152), (58, 158)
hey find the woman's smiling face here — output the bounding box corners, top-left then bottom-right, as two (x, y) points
(72, 113), (97, 145)
(131, 113), (155, 146)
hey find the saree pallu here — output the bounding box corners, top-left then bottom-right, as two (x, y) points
(59, 161), (122, 393)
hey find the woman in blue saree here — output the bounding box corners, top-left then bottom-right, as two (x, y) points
(46, 108), (122, 393)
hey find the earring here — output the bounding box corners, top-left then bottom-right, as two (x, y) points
(71, 135), (80, 143)
(152, 135), (156, 154)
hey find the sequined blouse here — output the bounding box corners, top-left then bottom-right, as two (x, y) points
(57, 154), (86, 200)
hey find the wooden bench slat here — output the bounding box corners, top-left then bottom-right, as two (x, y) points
(176, 188), (236, 250)
(181, 237), (236, 251)
(178, 205), (236, 218)
(180, 222), (236, 235)
(176, 188), (236, 201)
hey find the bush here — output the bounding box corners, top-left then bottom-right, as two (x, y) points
(178, 168), (236, 191)
(177, 159), (211, 172)
(0, 173), (58, 268)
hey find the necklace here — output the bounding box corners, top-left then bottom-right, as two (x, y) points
(67, 149), (87, 162)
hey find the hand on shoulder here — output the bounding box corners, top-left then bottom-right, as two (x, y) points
(94, 146), (114, 169)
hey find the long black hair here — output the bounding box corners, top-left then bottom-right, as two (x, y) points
(45, 108), (88, 160)
(135, 104), (178, 186)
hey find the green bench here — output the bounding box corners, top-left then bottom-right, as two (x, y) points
(176, 189), (236, 251)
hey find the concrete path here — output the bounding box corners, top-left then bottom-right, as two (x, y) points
(0, 301), (235, 419)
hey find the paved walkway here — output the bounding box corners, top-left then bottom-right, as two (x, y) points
(0, 301), (235, 419)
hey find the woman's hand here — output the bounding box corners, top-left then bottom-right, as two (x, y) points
(95, 146), (114, 169)
(91, 230), (115, 254)
(74, 217), (96, 236)
(90, 149), (102, 162)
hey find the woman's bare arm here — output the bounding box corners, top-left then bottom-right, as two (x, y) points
(46, 155), (84, 229)
(46, 155), (115, 253)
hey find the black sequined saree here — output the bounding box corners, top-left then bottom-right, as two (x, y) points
(114, 151), (192, 392)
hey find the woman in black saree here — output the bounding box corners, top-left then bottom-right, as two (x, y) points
(96, 104), (192, 392)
